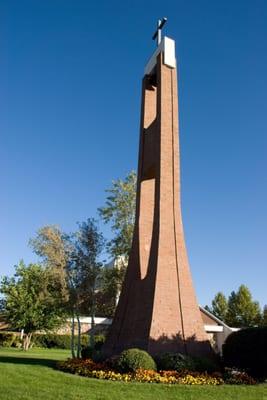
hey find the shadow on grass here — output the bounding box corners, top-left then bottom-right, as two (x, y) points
(0, 355), (59, 368)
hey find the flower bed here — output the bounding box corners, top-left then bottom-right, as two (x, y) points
(57, 358), (227, 385)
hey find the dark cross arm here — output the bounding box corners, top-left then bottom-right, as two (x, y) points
(152, 17), (167, 44)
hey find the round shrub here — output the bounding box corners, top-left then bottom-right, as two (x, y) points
(223, 327), (267, 379)
(115, 348), (156, 372)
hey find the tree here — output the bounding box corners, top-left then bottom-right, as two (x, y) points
(29, 225), (70, 302)
(29, 225), (82, 356)
(96, 265), (124, 317)
(70, 218), (105, 353)
(29, 222), (106, 357)
(205, 292), (228, 322)
(262, 305), (267, 326)
(98, 170), (136, 263)
(0, 261), (65, 350)
(226, 285), (262, 328)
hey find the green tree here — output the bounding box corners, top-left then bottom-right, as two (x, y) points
(29, 222), (106, 357)
(226, 285), (262, 327)
(96, 265), (124, 317)
(70, 218), (105, 353)
(261, 305), (267, 326)
(98, 170), (136, 263)
(0, 261), (65, 350)
(29, 225), (80, 355)
(98, 171), (136, 316)
(29, 225), (70, 302)
(205, 292), (228, 322)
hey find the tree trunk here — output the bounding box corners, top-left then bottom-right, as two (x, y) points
(23, 332), (32, 351)
(71, 313), (75, 358)
(76, 314), (81, 358)
(90, 286), (96, 349)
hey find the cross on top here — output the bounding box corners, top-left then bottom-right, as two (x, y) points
(152, 17), (167, 46)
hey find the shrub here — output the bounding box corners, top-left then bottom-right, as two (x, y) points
(0, 331), (21, 348)
(105, 354), (120, 369)
(156, 352), (219, 373)
(81, 346), (93, 359)
(155, 352), (195, 372)
(223, 327), (267, 379)
(193, 356), (219, 373)
(32, 333), (88, 349)
(115, 348), (156, 372)
(0, 331), (105, 350)
(93, 335), (106, 350)
(81, 335), (106, 360)
(0, 331), (15, 347)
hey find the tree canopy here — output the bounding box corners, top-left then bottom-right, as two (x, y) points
(29, 225), (71, 302)
(226, 285), (262, 328)
(98, 170), (136, 262)
(206, 285), (263, 328)
(205, 292), (228, 321)
(0, 261), (66, 350)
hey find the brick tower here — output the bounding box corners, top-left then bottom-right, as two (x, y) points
(103, 34), (212, 357)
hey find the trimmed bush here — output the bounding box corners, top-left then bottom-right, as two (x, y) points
(223, 327), (267, 379)
(115, 348), (156, 372)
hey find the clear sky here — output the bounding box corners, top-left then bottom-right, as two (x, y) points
(1, 0), (266, 308)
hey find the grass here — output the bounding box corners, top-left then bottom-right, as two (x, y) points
(0, 348), (266, 400)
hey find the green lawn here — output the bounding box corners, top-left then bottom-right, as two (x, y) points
(0, 348), (266, 400)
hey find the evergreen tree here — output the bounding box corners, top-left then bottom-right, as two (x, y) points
(226, 285), (262, 327)
(205, 292), (228, 322)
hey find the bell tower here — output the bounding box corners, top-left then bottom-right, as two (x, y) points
(103, 25), (212, 357)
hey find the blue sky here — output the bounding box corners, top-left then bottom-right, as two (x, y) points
(1, 0), (266, 308)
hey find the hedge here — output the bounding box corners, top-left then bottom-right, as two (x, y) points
(32, 333), (91, 349)
(0, 331), (102, 350)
